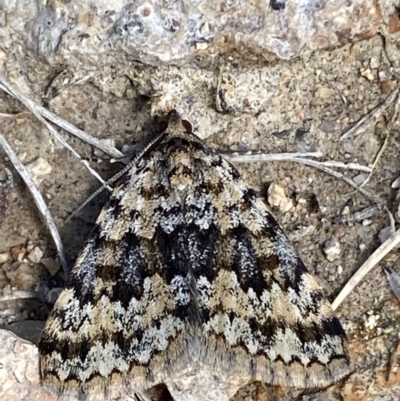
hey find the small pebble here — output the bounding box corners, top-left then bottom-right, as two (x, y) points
(295, 127), (309, 141)
(364, 313), (380, 330)
(3, 284), (12, 296)
(370, 57), (380, 69)
(14, 272), (37, 291)
(10, 244), (27, 261)
(353, 173), (368, 186)
(342, 138), (355, 153)
(381, 80), (397, 94)
(314, 87), (334, 99)
(6, 320), (46, 345)
(272, 129), (291, 139)
(46, 287), (63, 304)
(360, 68), (375, 81)
(0, 252), (10, 264)
(267, 183), (293, 213)
(27, 246), (43, 264)
(383, 266), (400, 301)
(25, 157), (52, 186)
(323, 238), (341, 262)
(341, 205), (351, 216)
(379, 226), (394, 244)
(392, 176), (400, 189)
(13, 263), (37, 291)
(195, 42), (208, 50)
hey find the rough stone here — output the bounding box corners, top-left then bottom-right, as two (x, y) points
(27, 246), (43, 264)
(45, 287), (62, 305)
(0, 0), (383, 70)
(392, 176), (400, 189)
(0, 329), (58, 401)
(353, 173), (368, 186)
(323, 238), (341, 262)
(379, 226), (394, 244)
(267, 183), (293, 213)
(0, 252), (10, 264)
(25, 158), (52, 187)
(10, 244), (27, 261)
(12, 263), (37, 291)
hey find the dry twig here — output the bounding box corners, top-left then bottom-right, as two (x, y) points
(332, 228), (400, 310)
(37, 104), (123, 159)
(0, 76), (114, 187)
(360, 89), (400, 187)
(340, 88), (399, 141)
(0, 134), (68, 274)
(224, 151), (323, 162)
(290, 158), (381, 205)
(0, 291), (37, 303)
(228, 153), (380, 205)
(383, 266), (400, 301)
(332, 205), (380, 224)
(226, 152), (372, 173)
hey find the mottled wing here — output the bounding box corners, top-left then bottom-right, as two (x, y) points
(160, 132), (350, 389)
(39, 121), (349, 400)
(39, 132), (194, 399)
(187, 164), (350, 387)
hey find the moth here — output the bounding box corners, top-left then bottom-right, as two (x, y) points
(39, 112), (350, 401)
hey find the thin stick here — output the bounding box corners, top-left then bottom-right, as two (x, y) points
(360, 89), (400, 187)
(73, 150), (378, 220)
(0, 134), (68, 275)
(332, 205), (381, 224)
(293, 158), (381, 204)
(0, 76), (112, 186)
(37, 105), (123, 159)
(332, 228), (400, 310)
(0, 111), (31, 118)
(239, 156), (381, 205)
(226, 152), (372, 173)
(340, 88), (399, 141)
(0, 291), (37, 302)
(223, 151), (323, 162)
(68, 132), (167, 221)
(383, 266), (400, 300)
(0, 86), (122, 158)
(315, 160), (372, 173)
(386, 207), (396, 235)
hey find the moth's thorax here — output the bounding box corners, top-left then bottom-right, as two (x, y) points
(165, 120), (185, 135)
(169, 149), (195, 191)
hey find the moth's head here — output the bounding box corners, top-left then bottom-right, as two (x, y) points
(159, 110), (193, 136)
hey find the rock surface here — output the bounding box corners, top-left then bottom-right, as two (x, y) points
(0, 0), (383, 70)
(0, 329), (57, 401)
